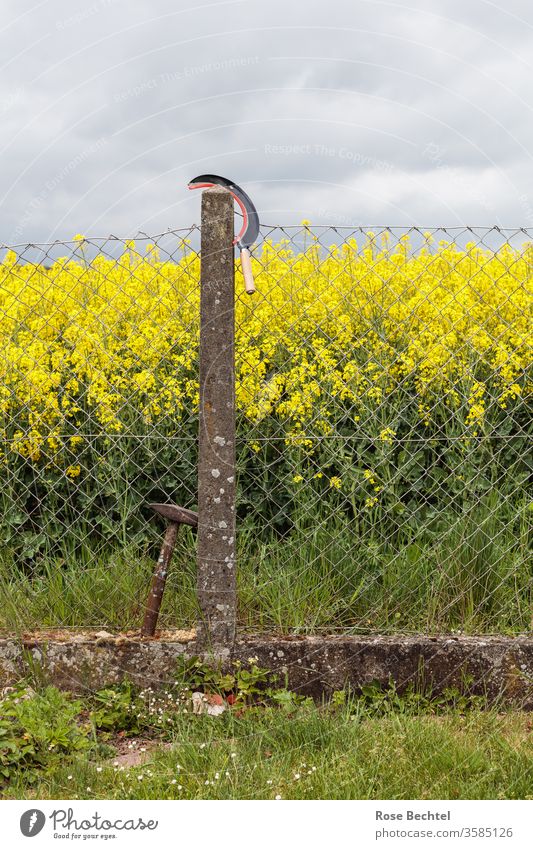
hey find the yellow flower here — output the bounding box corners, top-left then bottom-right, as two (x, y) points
(66, 465), (81, 479)
(0, 229), (528, 477)
(379, 427), (396, 445)
(292, 474), (304, 483)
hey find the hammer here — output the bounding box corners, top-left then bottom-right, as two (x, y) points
(141, 503), (198, 637)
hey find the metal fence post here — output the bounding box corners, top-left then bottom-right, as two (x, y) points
(196, 186), (237, 653)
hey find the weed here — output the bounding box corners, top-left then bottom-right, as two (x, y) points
(0, 686), (90, 782)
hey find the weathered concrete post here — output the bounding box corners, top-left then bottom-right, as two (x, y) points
(196, 187), (236, 653)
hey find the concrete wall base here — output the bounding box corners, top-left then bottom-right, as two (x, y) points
(1, 632), (532, 707)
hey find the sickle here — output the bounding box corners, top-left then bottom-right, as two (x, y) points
(188, 174), (259, 294)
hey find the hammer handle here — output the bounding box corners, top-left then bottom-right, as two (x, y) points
(141, 522), (179, 637)
(240, 247), (255, 295)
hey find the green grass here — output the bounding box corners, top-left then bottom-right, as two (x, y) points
(2, 684), (532, 800)
(0, 498), (530, 635)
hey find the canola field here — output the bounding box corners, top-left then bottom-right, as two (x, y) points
(0, 231), (531, 633)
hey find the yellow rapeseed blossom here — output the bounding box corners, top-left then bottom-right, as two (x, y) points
(379, 427), (396, 445)
(0, 233), (529, 474)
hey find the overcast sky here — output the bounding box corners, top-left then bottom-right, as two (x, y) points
(2, 0), (533, 242)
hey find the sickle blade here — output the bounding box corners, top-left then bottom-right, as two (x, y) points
(188, 174), (260, 249)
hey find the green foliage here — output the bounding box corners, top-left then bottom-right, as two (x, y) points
(0, 677), (522, 798)
(175, 655), (274, 703)
(352, 679), (487, 717)
(4, 688), (532, 801)
(174, 656), (227, 692)
(90, 681), (145, 736)
(268, 689), (313, 712)
(0, 686), (90, 782)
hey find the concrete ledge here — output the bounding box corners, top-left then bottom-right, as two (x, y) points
(1, 632), (532, 707)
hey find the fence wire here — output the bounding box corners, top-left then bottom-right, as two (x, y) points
(0, 226), (531, 635)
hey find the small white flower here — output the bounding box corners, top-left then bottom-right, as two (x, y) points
(67, 775), (73, 780)
(275, 794), (282, 800)
(230, 752), (237, 759)
(96, 767), (102, 773)
(294, 773), (301, 780)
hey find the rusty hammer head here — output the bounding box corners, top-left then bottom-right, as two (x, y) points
(149, 503), (198, 528)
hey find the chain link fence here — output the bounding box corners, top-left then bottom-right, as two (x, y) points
(0, 224), (530, 635)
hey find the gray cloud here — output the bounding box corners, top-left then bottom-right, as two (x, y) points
(1, 0), (533, 243)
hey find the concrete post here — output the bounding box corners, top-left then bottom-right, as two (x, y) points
(196, 187), (236, 653)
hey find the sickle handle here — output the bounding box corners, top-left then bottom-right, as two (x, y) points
(240, 247), (255, 295)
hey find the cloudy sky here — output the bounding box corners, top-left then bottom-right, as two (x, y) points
(2, 0), (533, 242)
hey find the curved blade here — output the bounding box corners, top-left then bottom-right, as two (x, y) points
(188, 174), (260, 249)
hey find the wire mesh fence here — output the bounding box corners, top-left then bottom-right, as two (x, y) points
(0, 224), (530, 635)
